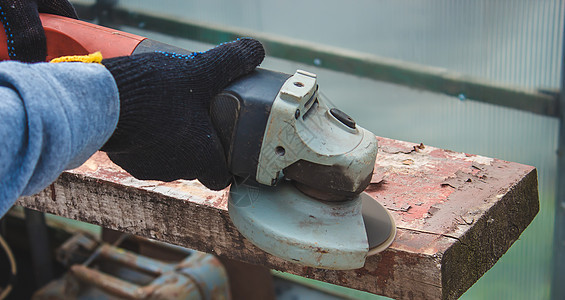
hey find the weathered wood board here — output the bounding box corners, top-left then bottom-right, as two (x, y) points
(17, 137), (538, 300)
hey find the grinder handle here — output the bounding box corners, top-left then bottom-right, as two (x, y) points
(0, 13), (146, 61)
(0, 13), (207, 60)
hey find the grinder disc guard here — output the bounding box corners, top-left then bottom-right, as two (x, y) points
(228, 180), (396, 270)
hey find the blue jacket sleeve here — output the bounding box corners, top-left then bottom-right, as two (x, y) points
(0, 61), (120, 217)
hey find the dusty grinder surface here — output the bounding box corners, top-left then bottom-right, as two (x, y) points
(227, 180), (369, 269)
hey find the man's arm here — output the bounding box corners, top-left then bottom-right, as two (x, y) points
(0, 61), (119, 216)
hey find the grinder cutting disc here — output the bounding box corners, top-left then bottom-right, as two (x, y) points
(227, 180), (396, 270)
(361, 193), (396, 255)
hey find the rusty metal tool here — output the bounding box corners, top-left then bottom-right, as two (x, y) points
(0, 14), (396, 270)
(33, 233), (230, 299)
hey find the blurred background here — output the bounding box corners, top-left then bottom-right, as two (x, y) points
(3, 1), (563, 299)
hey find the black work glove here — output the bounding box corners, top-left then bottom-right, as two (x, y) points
(101, 38), (265, 190)
(0, 0), (78, 62)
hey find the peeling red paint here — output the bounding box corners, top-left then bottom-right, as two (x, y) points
(369, 136), (524, 250)
(70, 152), (228, 209)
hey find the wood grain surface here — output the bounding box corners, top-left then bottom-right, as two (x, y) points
(17, 137), (539, 300)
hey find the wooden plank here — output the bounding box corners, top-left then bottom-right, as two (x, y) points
(17, 137), (538, 300)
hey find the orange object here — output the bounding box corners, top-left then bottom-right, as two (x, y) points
(0, 14), (146, 61)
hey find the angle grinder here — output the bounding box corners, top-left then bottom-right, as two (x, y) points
(0, 14), (396, 270)
(214, 69), (396, 269)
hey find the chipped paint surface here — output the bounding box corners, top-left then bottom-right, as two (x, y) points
(72, 152), (228, 209)
(368, 137), (532, 254)
(71, 139), (532, 258)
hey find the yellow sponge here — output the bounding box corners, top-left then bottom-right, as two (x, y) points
(50, 51), (103, 64)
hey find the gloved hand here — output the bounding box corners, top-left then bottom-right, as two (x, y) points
(101, 38), (265, 190)
(0, 0), (77, 62)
